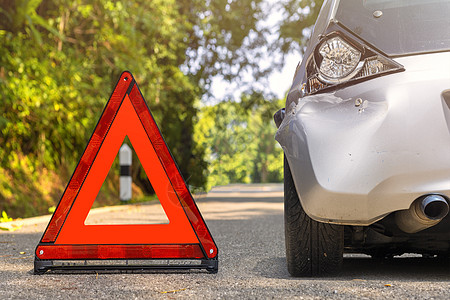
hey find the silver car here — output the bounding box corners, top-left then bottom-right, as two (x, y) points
(274, 0), (450, 276)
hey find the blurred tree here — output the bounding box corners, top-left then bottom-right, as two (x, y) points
(0, 0), (206, 216)
(0, 0), (320, 216)
(178, 0), (324, 99)
(195, 94), (284, 189)
(179, 0), (268, 91)
(275, 0), (324, 55)
(240, 93), (284, 183)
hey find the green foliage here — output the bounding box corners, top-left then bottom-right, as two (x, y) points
(0, 211), (13, 223)
(276, 0), (324, 54)
(180, 0), (268, 88)
(0, 0), (206, 217)
(0, 0), (61, 44)
(0, 0), (320, 217)
(195, 94), (284, 190)
(0, 210), (22, 231)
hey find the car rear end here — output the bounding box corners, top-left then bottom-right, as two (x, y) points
(275, 0), (450, 276)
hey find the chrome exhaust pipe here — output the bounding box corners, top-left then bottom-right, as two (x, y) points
(395, 195), (449, 233)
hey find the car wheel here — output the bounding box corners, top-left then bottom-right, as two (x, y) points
(284, 156), (344, 276)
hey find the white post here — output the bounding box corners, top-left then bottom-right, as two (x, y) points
(119, 144), (132, 202)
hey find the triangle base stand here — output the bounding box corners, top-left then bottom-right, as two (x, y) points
(34, 258), (219, 274)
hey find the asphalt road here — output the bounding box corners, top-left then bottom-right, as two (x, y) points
(1, 184), (450, 299)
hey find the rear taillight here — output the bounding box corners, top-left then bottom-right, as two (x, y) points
(302, 32), (404, 95)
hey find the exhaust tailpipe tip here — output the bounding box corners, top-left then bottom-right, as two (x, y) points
(395, 194), (449, 234)
(420, 195), (449, 220)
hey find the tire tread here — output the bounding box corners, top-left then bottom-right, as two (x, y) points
(284, 156), (343, 276)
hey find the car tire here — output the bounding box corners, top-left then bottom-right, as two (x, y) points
(284, 156), (344, 276)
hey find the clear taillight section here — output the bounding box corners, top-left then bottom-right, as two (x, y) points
(318, 37), (361, 81)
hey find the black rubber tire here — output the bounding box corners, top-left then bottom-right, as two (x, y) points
(284, 156), (344, 276)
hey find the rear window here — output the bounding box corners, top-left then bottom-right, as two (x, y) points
(335, 0), (450, 56)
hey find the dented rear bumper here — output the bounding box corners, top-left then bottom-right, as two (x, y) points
(276, 52), (450, 225)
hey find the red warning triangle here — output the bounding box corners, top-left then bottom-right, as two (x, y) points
(34, 72), (217, 273)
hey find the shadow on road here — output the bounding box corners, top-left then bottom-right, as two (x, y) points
(255, 256), (450, 281)
(340, 257), (450, 280)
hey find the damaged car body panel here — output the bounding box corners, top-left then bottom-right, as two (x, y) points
(277, 52), (450, 225)
(277, 0), (450, 276)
